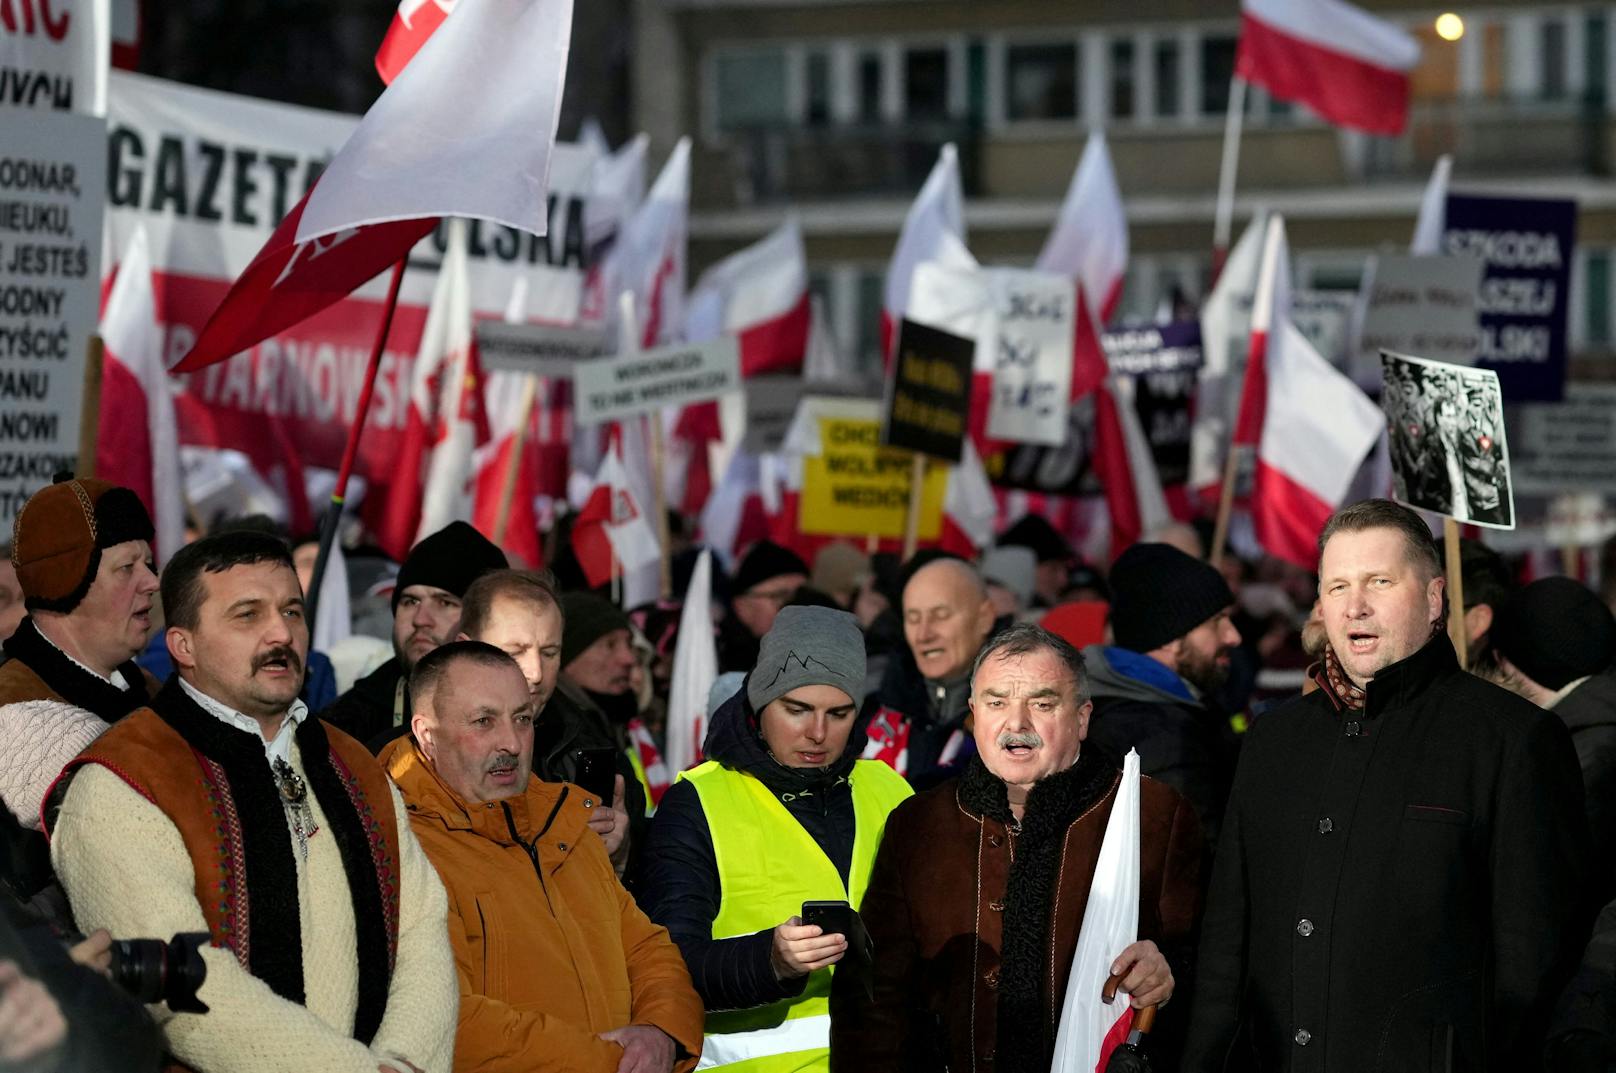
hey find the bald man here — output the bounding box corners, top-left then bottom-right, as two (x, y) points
(861, 558), (997, 785)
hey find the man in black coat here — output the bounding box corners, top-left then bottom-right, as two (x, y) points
(1082, 542), (1242, 844)
(1184, 499), (1590, 1073)
(1486, 576), (1616, 903)
(320, 521), (506, 749)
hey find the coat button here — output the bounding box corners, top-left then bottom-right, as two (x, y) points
(1345, 721), (1361, 737)
(1296, 919), (1315, 937)
(989, 900), (1006, 912)
(583, 799), (595, 809)
(557, 842), (568, 851)
(984, 968), (999, 990)
(1295, 1028), (1312, 1046)
(1318, 817), (1333, 834)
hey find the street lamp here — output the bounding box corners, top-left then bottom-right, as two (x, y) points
(1435, 13), (1465, 41)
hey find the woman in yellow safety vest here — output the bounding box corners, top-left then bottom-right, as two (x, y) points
(640, 605), (913, 1073)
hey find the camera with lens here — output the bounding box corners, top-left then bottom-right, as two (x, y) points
(109, 932), (210, 1013)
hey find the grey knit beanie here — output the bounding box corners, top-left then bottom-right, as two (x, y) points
(747, 605), (867, 712)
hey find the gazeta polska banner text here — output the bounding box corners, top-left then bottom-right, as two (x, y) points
(104, 70), (598, 517)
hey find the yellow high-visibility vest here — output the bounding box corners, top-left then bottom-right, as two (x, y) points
(681, 758), (912, 1072)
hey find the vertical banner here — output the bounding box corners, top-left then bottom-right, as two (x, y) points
(0, 110), (105, 523)
(1442, 194), (1576, 402)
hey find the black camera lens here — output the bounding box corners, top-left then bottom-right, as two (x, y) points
(108, 933), (210, 1014)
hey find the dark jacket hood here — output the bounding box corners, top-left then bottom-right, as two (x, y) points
(1082, 645), (1197, 707)
(703, 675), (872, 796)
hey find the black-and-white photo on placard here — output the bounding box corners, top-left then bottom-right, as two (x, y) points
(1381, 349), (1515, 529)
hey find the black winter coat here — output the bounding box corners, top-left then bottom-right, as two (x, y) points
(1081, 645), (1238, 846)
(1553, 673), (1616, 900)
(1547, 892), (1616, 1071)
(319, 656), (409, 751)
(535, 681), (649, 880)
(1184, 635), (1591, 1073)
(858, 649), (973, 789)
(639, 683), (868, 1012)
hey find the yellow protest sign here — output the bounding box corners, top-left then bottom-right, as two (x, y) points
(800, 416), (948, 539)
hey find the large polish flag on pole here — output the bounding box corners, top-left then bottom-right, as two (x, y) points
(611, 139), (691, 350)
(175, 0), (574, 372)
(572, 438), (663, 588)
(1232, 216), (1383, 567)
(1237, 0), (1421, 136)
(98, 226), (185, 561)
(1036, 132), (1129, 323)
(684, 216), (810, 376)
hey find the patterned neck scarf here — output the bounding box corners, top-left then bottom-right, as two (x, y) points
(1314, 643), (1368, 711)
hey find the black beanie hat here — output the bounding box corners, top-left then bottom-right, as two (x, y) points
(561, 591), (632, 668)
(733, 540), (809, 596)
(393, 521), (508, 610)
(1108, 542), (1234, 653)
(998, 514), (1074, 564)
(1491, 577), (1616, 690)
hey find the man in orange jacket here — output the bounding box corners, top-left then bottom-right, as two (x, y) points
(381, 640), (703, 1073)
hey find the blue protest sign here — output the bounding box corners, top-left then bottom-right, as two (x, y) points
(1442, 193), (1576, 402)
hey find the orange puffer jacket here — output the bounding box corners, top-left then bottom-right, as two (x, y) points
(383, 739), (704, 1073)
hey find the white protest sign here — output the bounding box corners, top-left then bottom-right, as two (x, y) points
(742, 374), (805, 454)
(475, 320), (606, 375)
(1509, 383), (1616, 495)
(1356, 254), (1482, 384)
(984, 268), (1074, 447)
(573, 335), (741, 426)
(0, 0), (108, 115)
(0, 109), (104, 522)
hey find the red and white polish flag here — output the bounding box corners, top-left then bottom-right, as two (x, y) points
(175, 0), (574, 373)
(684, 216), (810, 377)
(1238, 0), (1421, 136)
(1233, 216), (1383, 567)
(1051, 749), (1141, 1072)
(608, 138), (691, 351)
(572, 438), (662, 588)
(98, 226), (185, 561)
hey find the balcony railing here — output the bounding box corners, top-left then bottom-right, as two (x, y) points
(715, 119), (983, 204)
(1363, 93), (1609, 180)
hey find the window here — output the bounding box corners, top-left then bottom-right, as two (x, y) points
(806, 51), (832, 126)
(1111, 38), (1135, 119)
(1154, 38), (1180, 119)
(1006, 42), (1077, 120)
(714, 50), (790, 131)
(855, 270), (886, 372)
(1200, 35), (1238, 115)
(857, 51), (883, 123)
(905, 47), (951, 121)
(1587, 251), (1611, 345)
(1541, 17), (1568, 100)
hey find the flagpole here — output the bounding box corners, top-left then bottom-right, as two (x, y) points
(76, 334), (104, 479)
(1443, 517), (1468, 667)
(1208, 444), (1244, 569)
(493, 373), (539, 545)
(1211, 75), (1248, 283)
(307, 257), (408, 627)
(648, 411), (673, 600)
(901, 452), (926, 562)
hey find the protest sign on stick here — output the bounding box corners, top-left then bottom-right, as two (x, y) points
(982, 269), (1075, 447)
(883, 317), (972, 557)
(572, 335), (741, 426)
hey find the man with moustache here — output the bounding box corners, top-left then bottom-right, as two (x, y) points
(455, 569), (634, 872)
(832, 624), (1205, 1072)
(0, 478), (161, 917)
(1184, 499), (1589, 1072)
(380, 641), (704, 1073)
(48, 531), (457, 1073)
(1082, 543), (1242, 843)
(323, 521), (507, 750)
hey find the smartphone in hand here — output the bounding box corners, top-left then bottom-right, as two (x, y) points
(573, 746), (617, 805)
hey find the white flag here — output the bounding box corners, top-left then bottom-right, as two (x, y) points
(666, 548), (717, 774)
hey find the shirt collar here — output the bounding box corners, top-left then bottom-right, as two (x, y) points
(1546, 675), (1592, 710)
(179, 677), (309, 767)
(36, 625), (130, 691)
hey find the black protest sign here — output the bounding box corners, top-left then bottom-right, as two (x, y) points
(882, 318), (972, 463)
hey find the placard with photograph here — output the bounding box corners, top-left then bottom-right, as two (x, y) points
(1380, 349), (1515, 529)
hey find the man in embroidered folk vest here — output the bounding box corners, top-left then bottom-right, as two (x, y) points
(380, 641), (703, 1073)
(0, 477), (163, 916)
(831, 624), (1205, 1073)
(47, 531), (457, 1073)
(640, 605), (914, 1072)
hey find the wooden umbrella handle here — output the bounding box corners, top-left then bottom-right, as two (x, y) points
(1102, 972), (1158, 1035)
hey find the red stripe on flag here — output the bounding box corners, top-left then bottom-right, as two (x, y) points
(1232, 327), (1269, 447)
(97, 357), (154, 516)
(738, 290), (810, 376)
(1237, 12), (1411, 136)
(1095, 1007), (1136, 1072)
(375, 1), (453, 84)
(1093, 386), (1143, 552)
(1252, 455), (1336, 569)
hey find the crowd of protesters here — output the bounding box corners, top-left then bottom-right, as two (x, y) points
(0, 475), (1612, 1072)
